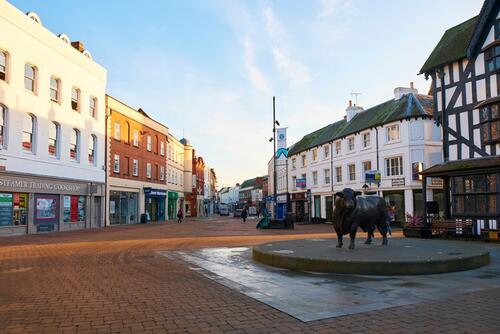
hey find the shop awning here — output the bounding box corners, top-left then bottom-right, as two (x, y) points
(420, 156), (500, 177)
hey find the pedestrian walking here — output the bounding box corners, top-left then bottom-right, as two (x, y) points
(241, 207), (248, 223)
(256, 208), (260, 218)
(177, 208), (183, 223)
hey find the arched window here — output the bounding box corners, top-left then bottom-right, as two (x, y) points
(0, 50), (8, 81)
(24, 64), (36, 93)
(124, 122), (130, 144)
(50, 76), (60, 103)
(48, 122), (59, 156)
(70, 129), (79, 160)
(71, 87), (80, 111)
(88, 135), (96, 164)
(89, 96), (97, 118)
(0, 105), (6, 147)
(22, 114), (35, 152)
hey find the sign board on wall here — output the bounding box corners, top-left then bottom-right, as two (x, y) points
(365, 170), (381, 186)
(391, 178), (405, 187)
(295, 178), (306, 189)
(431, 178), (443, 187)
(0, 193), (13, 227)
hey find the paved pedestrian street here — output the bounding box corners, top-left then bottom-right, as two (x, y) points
(1, 217), (499, 334)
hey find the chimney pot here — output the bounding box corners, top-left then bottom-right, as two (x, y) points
(410, 81), (414, 89)
(348, 100), (352, 107)
(71, 41), (85, 52)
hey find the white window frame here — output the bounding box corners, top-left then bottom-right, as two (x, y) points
(362, 132), (371, 148)
(324, 145), (330, 159)
(335, 166), (342, 183)
(89, 97), (97, 118)
(147, 136), (152, 151)
(386, 124), (400, 143)
(160, 166), (165, 181)
(48, 122), (59, 157)
(362, 160), (372, 173)
(0, 105), (7, 148)
(133, 129), (139, 146)
(348, 164), (356, 181)
(88, 135), (96, 165)
(292, 176), (297, 190)
(69, 129), (79, 160)
(301, 154), (306, 167)
(71, 87), (80, 112)
(385, 156), (403, 177)
(334, 141), (341, 155)
(160, 141), (165, 156)
(292, 158), (296, 169)
(0, 50), (8, 82)
(50, 76), (60, 103)
(114, 122), (121, 141)
(132, 159), (138, 176)
(347, 137), (355, 152)
(312, 148), (318, 161)
(113, 154), (120, 173)
(146, 162), (152, 179)
(312, 171), (318, 185)
(24, 63), (36, 93)
(324, 168), (331, 185)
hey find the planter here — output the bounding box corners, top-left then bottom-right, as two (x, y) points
(403, 226), (422, 238)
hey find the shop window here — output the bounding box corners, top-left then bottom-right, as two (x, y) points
(13, 193), (28, 226)
(485, 45), (500, 72)
(385, 156), (403, 176)
(0, 105), (6, 148)
(22, 114), (35, 152)
(88, 135), (96, 164)
(70, 129), (79, 160)
(480, 103), (500, 144)
(48, 122), (59, 156)
(452, 174), (497, 215)
(0, 50), (7, 81)
(89, 97), (97, 118)
(35, 195), (58, 220)
(24, 63), (36, 92)
(71, 87), (80, 111)
(62, 195), (86, 222)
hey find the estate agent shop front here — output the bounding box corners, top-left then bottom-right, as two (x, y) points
(0, 172), (105, 236)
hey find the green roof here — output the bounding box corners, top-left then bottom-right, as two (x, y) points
(421, 156), (500, 176)
(288, 93), (433, 157)
(240, 178), (257, 189)
(420, 16), (479, 74)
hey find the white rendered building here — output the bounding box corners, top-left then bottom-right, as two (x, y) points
(167, 133), (185, 219)
(0, 4), (106, 235)
(288, 84), (444, 223)
(267, 154), (288, 218)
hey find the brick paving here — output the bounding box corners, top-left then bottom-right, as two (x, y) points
(0, 217), (498, 333)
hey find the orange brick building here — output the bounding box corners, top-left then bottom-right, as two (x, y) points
(105, 95), (169, 225)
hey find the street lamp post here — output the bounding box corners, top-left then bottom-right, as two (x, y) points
(273, 96), (277, 219)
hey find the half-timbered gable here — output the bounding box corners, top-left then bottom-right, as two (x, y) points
(421, 0), (500, 238)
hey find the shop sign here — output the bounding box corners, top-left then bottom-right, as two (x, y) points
(431, 178), (443, 187)
(144, 188), (167, 196)
(0, 193), (13, 226)
(291, 192), (306, 200)
(168, 191), (179, 200)
(391, 178), (405, 187)
(295, 178), (306, 189)
(0, 176), (87, 194)
(276, 194), (287, 203)
(365, 170), (381, 186)
(412, 162), (423, 181)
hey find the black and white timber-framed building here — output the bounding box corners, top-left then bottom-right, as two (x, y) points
(420, 0), (500, 237)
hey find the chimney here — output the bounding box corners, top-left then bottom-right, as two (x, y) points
(394, 82), (418, 100)
(346, 100), (364, 122)
(71, 41), (85, 53)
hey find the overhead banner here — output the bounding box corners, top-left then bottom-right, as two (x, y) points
(276, 128), (288, 159)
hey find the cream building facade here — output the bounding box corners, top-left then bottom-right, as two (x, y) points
(0, 3), (107, 235)
(167, 133), (185, 219)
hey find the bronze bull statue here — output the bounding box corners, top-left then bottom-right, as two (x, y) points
(333, 188), (390, 249)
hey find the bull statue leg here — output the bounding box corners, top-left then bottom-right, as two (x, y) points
(335, 227), (343, 248)
(365, 228), (374, 244)
(349, 225), (357, 249)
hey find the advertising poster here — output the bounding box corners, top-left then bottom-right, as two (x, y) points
(110, 201), (116, 214)
(275, 128), (288, 159)
(63, 195), (71, 222)
(36, 197), (57, 219)
(0, 193), (13, 226)
(70, 196), (78, 222)
(295, 178), (306, 189)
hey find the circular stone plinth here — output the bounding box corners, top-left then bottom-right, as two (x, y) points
(252, 238), (490, 275)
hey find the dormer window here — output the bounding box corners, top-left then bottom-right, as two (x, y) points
(480, 103), (500, 144)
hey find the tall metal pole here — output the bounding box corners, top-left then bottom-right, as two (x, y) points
(273, 96), (277, 219)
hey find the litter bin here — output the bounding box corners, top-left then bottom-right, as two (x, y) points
(140, 213), (148, 224)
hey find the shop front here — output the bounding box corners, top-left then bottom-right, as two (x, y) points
(109, 190), (139, 225)
(290, 192), (308, 223)
(167, 191), (179, 220)
(144, 188), (166, 222)
(0, 171), (104, 236)
(276, 193), (288, 219)
(383, 190), (405, 224)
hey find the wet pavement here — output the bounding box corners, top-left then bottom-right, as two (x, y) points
(162, 239), (500, 322)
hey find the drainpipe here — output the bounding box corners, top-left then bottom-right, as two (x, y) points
(104, 107), (110, 227)
(375, 127), (380, 196)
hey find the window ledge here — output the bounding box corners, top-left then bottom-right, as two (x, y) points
(385, 139), (402, 145)
(360, 146), (371, 151)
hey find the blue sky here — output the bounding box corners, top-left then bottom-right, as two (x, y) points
(11, 0), (483, 187)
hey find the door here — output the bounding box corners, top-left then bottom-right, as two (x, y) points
(325, 196), (333, 222)
(314, 196), (321, 218)
(93, 197), (101, 227)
